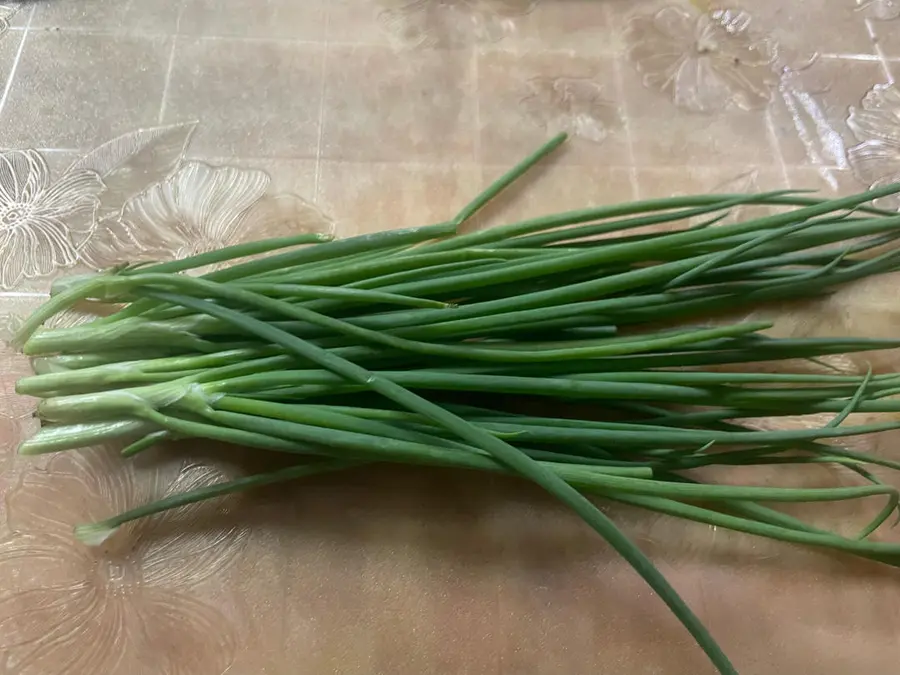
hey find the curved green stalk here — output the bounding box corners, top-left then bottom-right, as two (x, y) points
(117, 232), (332, 277)
(75, 459), (360, 545)
(17, 135), (900, 675)
(607, 493), (900, 564)
(451, 131), (568, 227)
(139, 287), (739, 675)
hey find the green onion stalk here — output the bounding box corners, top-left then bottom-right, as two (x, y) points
(15, 132), (900, 675)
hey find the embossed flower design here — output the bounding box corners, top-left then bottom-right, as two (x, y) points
(83, 160), (332, 272)
(0, 5), (22, 37)
(0, 449), (246, 675)
(860, 0), (900, 21)
(121, 161), (271, 261)
(520, 76), (621, 143)
(378, 0), (540, 48)
(626, 6), (779, 113)
(847, 83), (900, 211)
(0, 150), (104, 290)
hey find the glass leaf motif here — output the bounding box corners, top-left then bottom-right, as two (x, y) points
(859, 0), (900, 21)
(0, 123), (333, 289)
(626, 5), (779, 114)
(68, 122), (198, 225)
(0, 448), (246, 675)
(92, 160), (333, 274)
(847, 83), (900, 212)
(378, 0), (540, 49)
(100, 160), (271, 269)
(0, 4), (22, 38)
(520, 76), (621, 144)
(776, 62), (848, 189)
(138, 461), (250, 588)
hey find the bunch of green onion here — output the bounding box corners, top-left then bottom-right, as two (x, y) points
(15, 133), (900, 675)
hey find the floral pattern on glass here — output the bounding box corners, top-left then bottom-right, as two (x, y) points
(859, 0), (900, 21)
(847, 83), (900, 211)
(118, 161), (270, 261)
(626, 5), (779, 113)
(520, 76), (621, 144)
(75, 123), (334, 274)
(0, 448), (247, 675)
(0, 151), (104, 290)
(378, 0), (540, 48)
(775, 60), (850, 188)
(0, 123), (332, 290)
(92, 161), (335, 274)
(0, 4), (22, 37)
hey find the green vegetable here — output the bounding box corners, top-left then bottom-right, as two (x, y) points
(15, 132), (900, 675)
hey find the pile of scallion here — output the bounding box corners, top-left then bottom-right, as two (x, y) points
(15, 132), (900, 675)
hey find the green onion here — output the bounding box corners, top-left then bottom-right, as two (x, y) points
(15, 132), (900, 675)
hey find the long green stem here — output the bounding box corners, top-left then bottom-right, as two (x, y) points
(18, 133), (900, 675)
(137, 286), (738, 674)
(451, 131), (568, 227)
(74, 459), (360, 545)
(608, 493), (900, 564)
